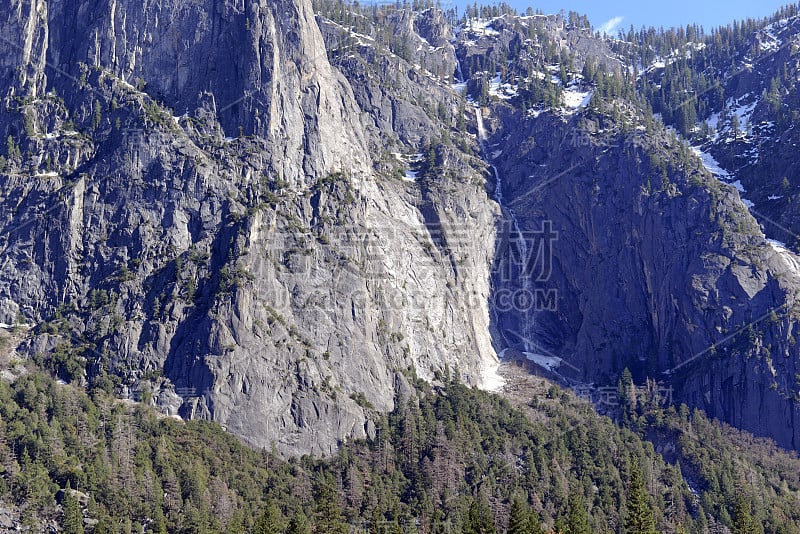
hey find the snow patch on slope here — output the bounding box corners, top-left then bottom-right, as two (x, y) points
(466, 18), (500, 36)
(691, 147), (755, 209)
(480, 355), (506, 392)
(767, 239), (800, 276)
(564, 88), (593, 110)
(452, 80), (468, 94)
(730, 96), (757, 128)
(524, 352), (563, 371)
(692, 147), (730, 179)
(392, 152), (423, 182)
(489, 73), (518, 100)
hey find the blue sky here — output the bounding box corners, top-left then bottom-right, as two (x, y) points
(449, 1), (794, 34)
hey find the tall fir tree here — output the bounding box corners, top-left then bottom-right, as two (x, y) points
(254, 498), (284, 534)
(625, 463), (657, 534)
(508, 497), (543, 534)
(733, 495), (760, 534)
(61, 482), (84, 534)
(463, 496), (496, 534)
(286, 512), (311, 534)
(566, 494), (591, 534)
(313, 473), (349, 534)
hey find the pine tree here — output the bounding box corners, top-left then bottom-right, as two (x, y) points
(732, 495), (759, 534)
(625, 463), (657, 534)
(618, 368), (636, 420)
(508, 497), (542, 534)
(6, 136), (19, 161)
(92, 520), (112, 534)
(528, 510), (543, 534)
(463, 497), (496, 534)
(255, 498), (285, 534)
(286, 512), (311, 534)
(314, 473), (348, 534)
(582, 56), (597, 83)
(566, 494), (591, 534)
(62, 482), (85, 534)
(92, 100), (103, 130)
(457, 100), (467, 132)
(152, 506), (168, 534)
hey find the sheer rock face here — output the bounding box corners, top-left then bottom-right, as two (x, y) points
(0, 0), (499, 455)
(488, 108), (800, 450)
(441, 10), (800, 452)
(39, 0), (367, 184)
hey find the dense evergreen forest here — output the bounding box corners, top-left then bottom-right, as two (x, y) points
(2, 357), (800, 533)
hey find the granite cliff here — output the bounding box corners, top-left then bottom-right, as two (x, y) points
(4, 0), (800, 455)
(0, 0), (498, 455)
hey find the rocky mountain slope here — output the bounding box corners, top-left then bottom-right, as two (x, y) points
(443, 6), (800, 451)
(630, 8), (800, 245)
(4, 0), (800, 459)
(0, 0), (499, 456)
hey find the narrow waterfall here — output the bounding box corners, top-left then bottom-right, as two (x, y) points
(474, 106), (534, 354)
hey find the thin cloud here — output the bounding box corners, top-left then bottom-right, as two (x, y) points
(598, 16), (624, 35)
